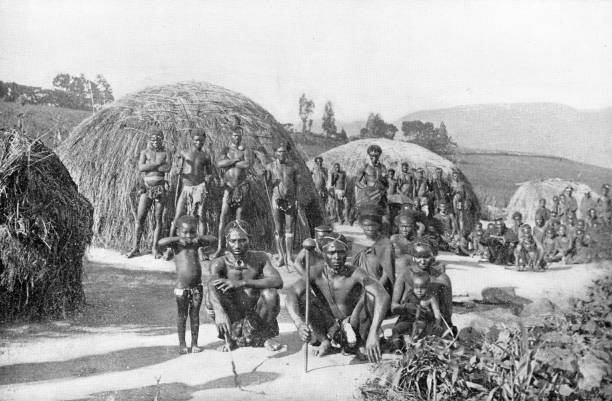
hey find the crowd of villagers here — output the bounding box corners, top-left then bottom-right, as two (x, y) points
(126, 125), (612, 364)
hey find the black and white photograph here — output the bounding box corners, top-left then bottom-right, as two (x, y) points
(0, 1), (611, 400)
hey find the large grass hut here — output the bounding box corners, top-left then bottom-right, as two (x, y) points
(506, 178), (600, 225)
(0, 129), (93, 321)
(309, 138), (480, 231)
(58, 81), (324, 252)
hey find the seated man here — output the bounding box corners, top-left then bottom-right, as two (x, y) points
(486, 218), (518, 265)
(533, 216), (546, 245)
(285, 233), (390, 362)
(513, 226), (544, 271)
(565, 229), (592, 264)
(554, 224), (573, 264)
(208, 220), (283, 351)
(541, 227), (559, 265)
(390, 211), (438, 258)
(391, 243), (454, 349)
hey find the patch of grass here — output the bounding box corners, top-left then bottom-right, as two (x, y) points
(0, 101), (90, 148)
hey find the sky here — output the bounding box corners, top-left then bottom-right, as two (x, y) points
(1, 0), (611, 124)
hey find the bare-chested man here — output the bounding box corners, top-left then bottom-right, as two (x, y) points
(264, 144), (300, 267)
(208, 220), (283, 351)
(535, 199), (551, 224)
(579, 191), (597, 220)
(293, 225), (334, 277)
(432, 201), (457, 251)
(311, 156), (328, 203)
(429, 167), (451, 214)
(563, 186), (578, 218)
(212, 125), (252, 258)
(413, 168), (429, 215)
(355, 144), (388, 224)
(127, 129), (171, 259)
(397, 162), (414, 200)
(330, 162), (348, 224)
(285, 233), (390, 362)
(169, 128), (214, 242)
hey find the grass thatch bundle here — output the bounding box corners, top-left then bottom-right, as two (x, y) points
(506, 178), (600, 225)
(58, 81), (324, 251)
(0, 129), (93, 321)
(308, 138), (480, 229)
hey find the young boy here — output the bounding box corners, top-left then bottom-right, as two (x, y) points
(554, 225), (572, 264)
(390, 273), (444, 348)
(535, 198), (551, 223)
(541, 227), (559, 265)
(469, 228), (490, 261)
(158, 216), (217, 354)
(514, 228), (543, 271)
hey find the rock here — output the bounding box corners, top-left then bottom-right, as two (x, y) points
(481, 287), (530, 306)
(520, 298), (558, 327)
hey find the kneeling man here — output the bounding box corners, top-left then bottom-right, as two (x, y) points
(208, 220), (283, 351)
(286, 233), (390, 362)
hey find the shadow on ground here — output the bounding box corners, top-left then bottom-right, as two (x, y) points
(75, 372), (280, 401)
(0, 346), (181, 385)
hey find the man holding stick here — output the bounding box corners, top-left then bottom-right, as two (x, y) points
(263, 143), (300, 267)
(286, 233), (390, 362)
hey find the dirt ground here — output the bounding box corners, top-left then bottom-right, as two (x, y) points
(1, 224), (609, 401)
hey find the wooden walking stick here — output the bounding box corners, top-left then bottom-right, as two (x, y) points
(301, 238), (316, 373)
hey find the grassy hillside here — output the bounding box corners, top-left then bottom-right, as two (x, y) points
(458, 151), (612, 208)
(0, 101), (90, 149)
(395, 103), (612, 169)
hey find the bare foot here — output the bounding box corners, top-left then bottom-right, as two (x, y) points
(126, 248), (140, 258)
(191, 345), (203, 353)
(355, 347), (368, 361)
(264, 338), (283, 351)
(315, 339), (332, 357)
(179, 346), (189, 355)
(163, 248), (174, 261)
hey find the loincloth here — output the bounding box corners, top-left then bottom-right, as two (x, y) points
(355, 185), (386, 210)
(182, 182), (208, 215)
(145, 183), (167, 201)
(173, 283), (203, 299)
(227, 181), (250, 209)
(274, 197), (296, 215)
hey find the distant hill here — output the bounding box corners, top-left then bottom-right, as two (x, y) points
(394, 103), (612, 169)
(0, 101), (90, 149)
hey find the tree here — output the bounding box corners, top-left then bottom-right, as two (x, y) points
(298, 94), (315, 134)
(321, 101), (337, 137)
(52, 73), (114, 111)
(400, 120), (457, 161)
(337, 127), (348, 141)
(359, 113), (398, 139)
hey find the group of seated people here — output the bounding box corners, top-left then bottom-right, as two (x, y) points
(464, 184), (612, 270)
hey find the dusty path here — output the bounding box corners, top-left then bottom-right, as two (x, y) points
(1, 224), (609, 401)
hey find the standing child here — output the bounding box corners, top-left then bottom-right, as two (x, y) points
(158, 216), (216, 354)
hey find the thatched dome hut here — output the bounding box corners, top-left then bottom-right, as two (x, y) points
(506, 178), (600, 225)
(308, 138), (480, 230)
(58, 81), (324, 251)
(0, 129), (93, 321)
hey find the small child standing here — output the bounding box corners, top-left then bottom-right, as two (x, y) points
(158, 216), (216, 354)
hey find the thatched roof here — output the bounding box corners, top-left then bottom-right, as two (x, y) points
(308, 138), (480, 228)
(0, 129), (93, 321)
(58, 81), (324, 251)
(506, 178), (601, 225)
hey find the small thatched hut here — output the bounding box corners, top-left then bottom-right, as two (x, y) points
(506, 178), (600, 225)
(308, 138), (480, 230)
(58, 81), (324, 252)
(0, 129), (93, 321)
